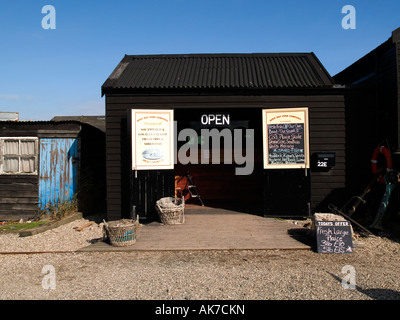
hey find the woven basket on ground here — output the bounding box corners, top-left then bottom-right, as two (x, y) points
(156, 197), (185, 225)
(103, 219), (138, 247)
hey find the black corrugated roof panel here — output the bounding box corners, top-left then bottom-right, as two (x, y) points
(102, 53), (334, 95)
(51, 116), (106, 132)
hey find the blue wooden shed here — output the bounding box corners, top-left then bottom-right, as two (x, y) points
(38, 137), (78, 210)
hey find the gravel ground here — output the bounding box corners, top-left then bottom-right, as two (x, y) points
(1, 214), (400, 302)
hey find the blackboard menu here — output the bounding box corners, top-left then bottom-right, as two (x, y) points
(267, 123), (305, 165)
(316, 221), (353, 253)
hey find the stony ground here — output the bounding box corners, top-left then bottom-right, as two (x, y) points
(0, 214), (400, 302)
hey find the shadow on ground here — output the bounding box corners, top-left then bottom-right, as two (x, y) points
(287, 228), (315, 248)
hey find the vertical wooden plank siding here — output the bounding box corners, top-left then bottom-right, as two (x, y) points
(38, 138), (78, 209)
(131, 170), (175, 220)
(105, 96), (126, 220)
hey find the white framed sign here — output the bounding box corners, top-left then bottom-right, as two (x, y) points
(262, 107), (309, 169)
(131, 109), (174, 170)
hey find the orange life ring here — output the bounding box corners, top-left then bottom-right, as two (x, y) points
(371, 146), (393, 183)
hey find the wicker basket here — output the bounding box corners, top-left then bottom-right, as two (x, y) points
(156, 197), (185, 225)
(103, 219), (138, 247)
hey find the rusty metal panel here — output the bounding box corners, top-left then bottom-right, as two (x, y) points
(38, 138), (78, 209)
(0, 112), (19, 121)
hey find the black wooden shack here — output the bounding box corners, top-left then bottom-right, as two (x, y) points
(334, 27), (400, 193)
(102, 53), (346, 221)
(0, 119), (105, 220)
(333, 27), (400, 231)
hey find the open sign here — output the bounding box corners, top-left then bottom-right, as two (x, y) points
(201, 114), (230, 126)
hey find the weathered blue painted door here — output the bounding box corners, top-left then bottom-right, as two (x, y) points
(38, 138), (78, 209)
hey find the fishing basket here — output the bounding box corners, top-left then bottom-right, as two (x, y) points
(156, 197), (185, 225)
(103, 219), (138, 247)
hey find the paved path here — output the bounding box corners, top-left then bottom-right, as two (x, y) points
(79, 207), (313, 252)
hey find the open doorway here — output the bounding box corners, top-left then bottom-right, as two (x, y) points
(174, 108), (264, 214)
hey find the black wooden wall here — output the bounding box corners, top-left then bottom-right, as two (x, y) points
(76, 124), (106, 216)
(131, 170), (175, 220)
(0, 175), (37, 220)
(105, 93), (346, 221)
(334, 37), (399, 195)
(332, 30), (400, 231)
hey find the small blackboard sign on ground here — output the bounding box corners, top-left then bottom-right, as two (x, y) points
(316, 220), (353, 253)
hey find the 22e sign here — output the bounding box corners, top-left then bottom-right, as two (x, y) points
(312, 153), (335, 171)
(317, 160), (328, 167)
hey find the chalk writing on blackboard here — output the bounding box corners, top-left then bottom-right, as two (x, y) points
(267, 123), (305, 165)
(316, 221), (353, 254)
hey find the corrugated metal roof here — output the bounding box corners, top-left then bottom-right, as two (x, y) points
(102, 53), (334, 95)
(0, 117), (105, 133)
(51, 116), (105, 132)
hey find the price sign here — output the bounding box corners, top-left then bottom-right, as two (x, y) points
(316, 221), (354, 254)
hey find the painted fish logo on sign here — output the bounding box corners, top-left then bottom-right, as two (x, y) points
(142, 149), (164, 161)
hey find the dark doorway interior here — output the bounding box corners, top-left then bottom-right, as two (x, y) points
(174, 108), (264, 214)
